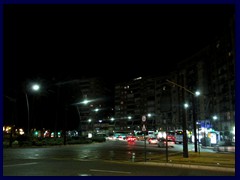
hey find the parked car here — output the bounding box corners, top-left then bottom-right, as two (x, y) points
(148, 137), (158, 144)
(158, 138), (174, 148)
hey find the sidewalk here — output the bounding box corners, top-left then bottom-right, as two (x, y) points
(127, 151), (235, 172)
(136, 161), (235, 173)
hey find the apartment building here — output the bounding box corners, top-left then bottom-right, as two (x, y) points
(113, 19), (235, 139)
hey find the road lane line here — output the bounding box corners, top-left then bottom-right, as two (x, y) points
(89, 169), (131, 174)
(3, 162), (38, 167)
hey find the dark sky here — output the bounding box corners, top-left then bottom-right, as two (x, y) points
(3, 4), (235, 129)
(4, 4), (234, 86)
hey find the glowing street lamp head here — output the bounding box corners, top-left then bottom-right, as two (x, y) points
(184, 103), (189, 109)
(82, 100), (89, 105)
(31, 83), (40, 91)
(94, 108), (99, 112)
(195, 91), (200, 97)
(213, 115), (218, 120)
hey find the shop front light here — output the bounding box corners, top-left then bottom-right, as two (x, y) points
(232, 127), (235, 135)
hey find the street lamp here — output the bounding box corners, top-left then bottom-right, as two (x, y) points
(183, 103), (189, 158)
(147, 113), (155, 130)
(87, 118), (93, 138)
(75, 98), (89, 136)
(82, 100), (90, 105)
(92, 107), (101, 133)
(166, 79), (199, 153)
(110, 117), (115, 121)
(32, 84), (40, 91)
(192, 90), (200, 153)
(25, 83), (41, 135)
(213, 115), (218, 120)
(127, 116), (133, 129)
(53, 79), (89, 138)
(94, 108), (99, 112)
(110, 117), (117, 130)
(195, 91), (200, 96)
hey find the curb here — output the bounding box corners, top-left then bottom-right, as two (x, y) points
(136, 162), (235, 173)
(201, 146), (214, 149)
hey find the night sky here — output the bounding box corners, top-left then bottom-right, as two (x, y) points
(4, 4), (234, 85)
(3, 4), (235, 129)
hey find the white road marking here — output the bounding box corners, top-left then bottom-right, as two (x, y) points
(90, 169), (131, 174)
(78, 174), (92, 176)
(3, 162), (38, 167)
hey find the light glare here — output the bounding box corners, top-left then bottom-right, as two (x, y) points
(32, 84), (40, 91)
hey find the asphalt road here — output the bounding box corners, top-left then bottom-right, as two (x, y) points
(3, 159), (235, 176)
(3, 140), (234, 176)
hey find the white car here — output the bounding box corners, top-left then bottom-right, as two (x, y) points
(148, 137), (158, 144)
(158, 138), (174, 148)
(106, 136), (117, 141)
(117, 135), (126, 141)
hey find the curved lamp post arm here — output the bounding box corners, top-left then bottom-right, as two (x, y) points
(166, 79), (194, 95)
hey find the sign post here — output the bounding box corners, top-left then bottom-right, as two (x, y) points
(166, 124), (169, 162)
(142, 115), (147, 162)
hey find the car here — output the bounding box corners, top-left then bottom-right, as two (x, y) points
(136, 135), (145, 141)
(158, 138), (174, 148)
(148, 137), (158, 144)
(167, 135), (176, 143)
(117, 135), (126, 141)
(126, 136), (137, 142)
(106, 136), (117, 141)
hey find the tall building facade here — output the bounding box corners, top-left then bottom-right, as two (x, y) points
(113, 17), (235, 140)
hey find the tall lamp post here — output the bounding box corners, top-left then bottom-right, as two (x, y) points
(75, 98), (89, 136)
(25, 83), (41, 135)
(183, 103), (189, 158)
(166, 79), (200, 153)
(54, 79), (87, 138)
